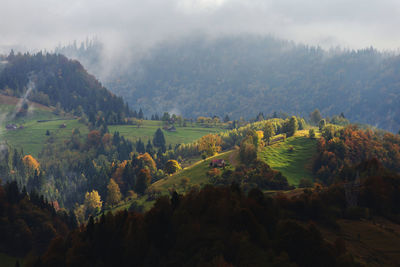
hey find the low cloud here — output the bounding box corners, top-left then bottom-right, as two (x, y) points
(0, 0), (399, 54)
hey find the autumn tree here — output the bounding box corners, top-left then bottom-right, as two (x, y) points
(22, 155), (40, 172)
(112, 160), (128, 191)
(198, 134), (222, 157)
(84, 190), (102, 214)
(137, 153), (157, 174)
(87, 130), (102, 147)
(106, 179), (122, 206)
(164, 160), (181, 175)
(263, 122), (275, 145)
(239, 136), (258, 164)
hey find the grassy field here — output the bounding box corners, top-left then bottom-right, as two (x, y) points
(2, 117), (225, 158)
(2, 118), (88, 157)
(109, 121), (225, 147)
(259, 130), (318, 186)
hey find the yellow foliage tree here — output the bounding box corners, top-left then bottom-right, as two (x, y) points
(164, 160), (181, 175)
(22, 155), (40, 171)
(198, 134), (222, 156)
(84, 190), (102, 212)
(106, 179), (122, 206)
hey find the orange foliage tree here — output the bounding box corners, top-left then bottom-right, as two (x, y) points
(22, 155), (40, 172)
(137, 153), (157, 174)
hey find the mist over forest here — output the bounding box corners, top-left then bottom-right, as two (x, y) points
(56, 35), (400, 132)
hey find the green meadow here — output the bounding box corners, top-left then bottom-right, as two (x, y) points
(108, 120), (225, 147)
(2, 118), (88, 157)
(259, 130), (317, 186)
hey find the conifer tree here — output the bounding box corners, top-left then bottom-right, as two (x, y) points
(153, 128), (166, 148)
(138, 108), (144, 119)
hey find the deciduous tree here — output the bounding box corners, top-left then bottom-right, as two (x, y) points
(84, 190), (102, 213)
(164, 160), (181, 175)
(263, 122), (275, 145)
(106, 179), (122, 206)
(198, 134), (222, 156)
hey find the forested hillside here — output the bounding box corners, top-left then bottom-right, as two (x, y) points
(0, 52), (131, 124)
(57, 36), (400, 132)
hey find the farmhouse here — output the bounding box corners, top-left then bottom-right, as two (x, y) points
(6, 124), (17, 130)
(209, 159), (226, 168)
(167, 126), (176, 132)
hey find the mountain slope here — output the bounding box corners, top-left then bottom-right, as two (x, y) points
(0, 52), (131, 124)
(58, 36), (400, 132)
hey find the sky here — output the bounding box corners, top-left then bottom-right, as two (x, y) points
(0, 0), (400, 53)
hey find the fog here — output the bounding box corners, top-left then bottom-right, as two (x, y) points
(0, 0), (400, 54)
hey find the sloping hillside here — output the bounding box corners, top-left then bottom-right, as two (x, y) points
(259, 130), (317, 185)
(0, 52), (131, 125)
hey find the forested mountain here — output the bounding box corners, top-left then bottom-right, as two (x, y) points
(30, 159), (400, 266)
(57, 35), (400, 132)
(0, 52), (131, 124)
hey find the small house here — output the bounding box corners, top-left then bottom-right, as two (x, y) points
(6, 124), (17, 130)
(209, 159), (226, 168)
(167, 126), (177, 132)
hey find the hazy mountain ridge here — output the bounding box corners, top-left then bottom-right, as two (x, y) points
(57, 35), (400, 132)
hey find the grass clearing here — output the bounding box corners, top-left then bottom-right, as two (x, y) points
(109, 121), (225, 147)
(2, 118), (88, 157)
(259, 130), (317, 186)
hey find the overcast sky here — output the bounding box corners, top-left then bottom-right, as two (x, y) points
(1, 0), (400, 53)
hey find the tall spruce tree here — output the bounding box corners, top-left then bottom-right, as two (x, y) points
(153, 128), (166, 148)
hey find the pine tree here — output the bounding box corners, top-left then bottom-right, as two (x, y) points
(136, 139), (145, 153)
(146, 140), (154, 155)
(153, 128), (166, 148)
(138, 108), (144, 119)
(223, 114), (230, 123)
(135, 169), (151, 195)
(287, 116), (298, 137)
